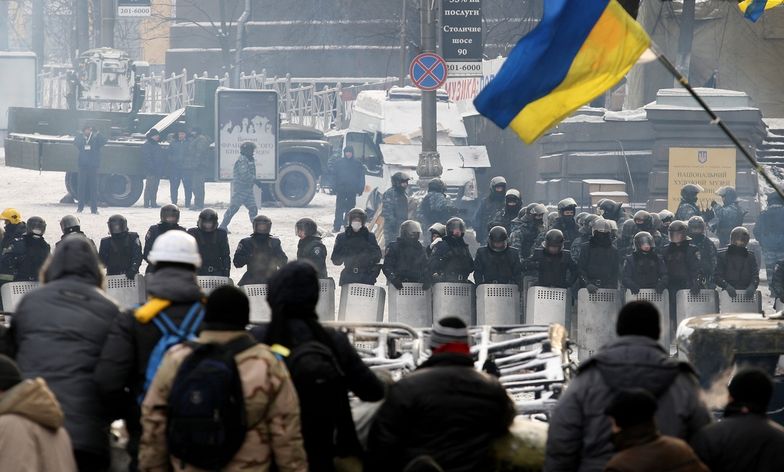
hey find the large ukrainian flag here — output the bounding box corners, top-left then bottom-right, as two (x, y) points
(474, 0), (650, 144)
(739, 0), (784, 22)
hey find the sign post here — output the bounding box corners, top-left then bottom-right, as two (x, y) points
(117, 0), (152, 17)
(441, 0), (483, 78)
(417, 0), (444, 183)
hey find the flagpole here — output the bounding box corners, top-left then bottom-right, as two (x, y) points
(652, 46), (784, 200)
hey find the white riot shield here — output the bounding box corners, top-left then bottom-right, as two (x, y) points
(243, 284), (272, 323)
(718, 290), (762, 314)
(576, 288), (621, 361)
(526, 286), (570, 327)
(432, 282), (475, 326)
(676, 289), (719, 327)
(388, 282), (432, 327)
(0, 281), (40, 312)
(476, 284), (521, 325)
(338, 284), (385, 322)
(196, 276), (234, 295)
(105, 274), (146, 310)
(316, 278), (336, 321)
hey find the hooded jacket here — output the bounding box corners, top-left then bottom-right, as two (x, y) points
(544, 336), (712, 472)
(0, 378), (78, 471)
(13, 237), (119, 458)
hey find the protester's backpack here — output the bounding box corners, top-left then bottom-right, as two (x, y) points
(138, 302), (204, 403)
(166, 335), (256, 470)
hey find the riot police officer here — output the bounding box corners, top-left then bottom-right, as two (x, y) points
(597, 198), (627, 226)
(622, 232), (667, 294)
(633, 210), (664, 249)
(143, 204), (186, 273)
(98, 214), (143, 278)
(188, 209), (231, 277)
(524, 229), (577, 289)
(234, 215), (288, 286)
(663, 220), (701, 332)
(382, 172), (411, 248)
(675, 184), (703, 221)
(426, 222), (446, 258)
(577, 219), (620, 292)
(428, 217), (474, 284)
(714, 227), (758, 298)
(56, 215), (95, 250)
(474, 176), (507, 244)
(295, 217), (328, 278)
(552, 198), (580, 249)
(706, 187), (745, 247)
(570, 214), (601, 263)
(382, 220), (428, 289)
(488, 189), (522, 234)
(509, 203), (546, 260)
(474, 226), (522, 286)
(1, 216), (50, 282)
(617, 219), (638, 259)
(754, 191), (784, 281)
(332, 208), (382, 286)
(417, 178), (458, 231)
(688, 216), (717, 288)
(658, 209), (674, 234)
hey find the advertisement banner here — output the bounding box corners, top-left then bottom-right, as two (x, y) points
(667, 147), (736, 211)
(444, 56), (505, 114)
(441, 0), (483, 77)
(118, 0), (151, 17)
(215, 89), (278, 182)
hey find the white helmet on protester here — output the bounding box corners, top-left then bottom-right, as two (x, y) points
(148, 230), (202, 268)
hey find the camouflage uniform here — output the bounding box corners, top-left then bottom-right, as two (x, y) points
(139, 331), (308, 472)
(509, 219), (543, 261)
(220, 154), (259, 229)
(675, 200), (700, 221)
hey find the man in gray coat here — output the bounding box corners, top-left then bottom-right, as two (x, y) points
(544, 301), (711, 472)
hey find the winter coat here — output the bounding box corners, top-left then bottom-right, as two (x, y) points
(382, 238), (429, 284)
(509, 219), (544, 260)
(544, 336), (712, 472)
(524, 248), (578, 288)
(13, 237), (120, 458)
(188, 227), (231, 277)
(474, 193), (505, 244)
(297, 235), (328, 278)
(690, 235), (717, 286)
(570, 236), (589, 264)
(488, 205), (521, 235)
(142, 222), (186, 264)
(231, 154), (258, 204)
(418, 190), (458, 230)
(141, 137), (166, 177)
(234, 234), (288, 285)
(0, 221), (25, 251)
(772, 260), (784, 300)
(331, 227), (382, 286)
(56, 231), (96, 253)
(714, 246), (759, 291)
(553, 217), (580, 249)
(74, 131), (107, 169)
(99, 232), (143, 276)
(622, 252), (668, 291)
(604, 422), (708, 472)
(333, 157), (366, 196)
(2, 234), (50, 281)
(168, 137), (190, 173)
(381, 186), (409, 244)
(188, 133), (212, 173)
(428, 236), (474, 283)
(365, 352), (516, 472)
(675, 200), (700, 221)
(710, 202), (745, 246)
(139, 331), (308, 472)
(0, 378), (78, 472)
(474, 246), (522, 285)
(578, 237), (620, 289)
(754, 203), (784, 252)
(662, 242), (701, 291)
(690, 409), (784, 472)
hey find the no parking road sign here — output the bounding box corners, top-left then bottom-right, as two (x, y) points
(410, 53), (448, 91)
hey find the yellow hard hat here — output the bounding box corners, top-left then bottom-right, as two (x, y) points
(0, 208), (22, 225)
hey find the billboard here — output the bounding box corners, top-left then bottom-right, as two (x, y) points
(441, 0), (483, 77)
(215, 89), (278, 182)
(118, 0), (151, 17)
(667, 147), (736, 211)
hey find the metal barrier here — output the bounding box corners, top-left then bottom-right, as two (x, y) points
(105, 274), (146, 310)
(526, 286), (569, 327)
(388, 283), (432, 327)
(576, 288), (621, 361)
(624, 289), (671, 347)
(476, 284), (521, 325)
(243, 284), (272, 323)
(316, 278), (336, 321)
(324, 321), (421, 375)
(338, 284), (385, 322)
(676, 289), (719, 327)
(0, 282), (40, 312)
(197, 276), (234, 295)
(718, 290), (762, 314)
(432, 282), (475, 325)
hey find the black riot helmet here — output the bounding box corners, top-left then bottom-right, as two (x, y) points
(633, 231), (655, 253)
(60, 214), (80, 235)
(557, 198), (577, 217)
(621, 219), (637, 240)
(715, 186), (737, 205)
(108, 214), (128, 235)
(400, 220), (422, 241)
(26, 216), (46, 237)
(681, 184), (703, 203)
(446, 217), (466, 238)
(633, 210), (653, 232)
(197, 209), (219, 232)
(488, 226), (508, 252)
(428, 178), (445, 193)
(544, 229), (564, 254)
(253, 215), (272, 235)
(392, 172), (410, 188)
(240, 141), (256, 157)
(489, 176), (507, 195)
(598, 199), (620, 219)
(730, 226), (750, 247)
(668, 220), (688, 244)
(582, 214), (601, 235)
(347, 208), (367, 225)
(687, 216), (707, 236)
(160, 204), (180, 225)
(295, 217), (318, 238)
(429, 222), (446, 239)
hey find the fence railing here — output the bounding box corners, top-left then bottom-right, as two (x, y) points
(38, 69), (398, 131)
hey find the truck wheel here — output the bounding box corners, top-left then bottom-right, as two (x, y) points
(273, 162), (317, 207)
(65, 172), (79, 200)
(99, 174), (144, 207)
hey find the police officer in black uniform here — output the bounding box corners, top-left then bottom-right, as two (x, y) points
(2, 216), (50, 282)
(234, 215), (288, 286)
(428, 217), (474, 284)
(382, 220), (428, 289)
(474, 176), (507, 244)
(621, 231), (667, 294)
(663, 220), (702, 333)
(552, 198), (580, 249)
(474, 226), (522, 286)
(98, 214), (143, 278)
(523, 229), (577, 289)
(295, 217), (328, 278)
(714, 226), (759, 299)
(332, 208), (382, 286)
(188, 209), (231, 277)
(577, 219), (620, 292)
(143, 204), (186, 273)
(597, 198), (627, 226)
(56, 215), (96, 250)
(688, 216), (718, 288)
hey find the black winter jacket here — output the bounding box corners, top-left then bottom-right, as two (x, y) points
(234, 234), (288, 285)
(142, 223), (186, 268)
(662, 241), (701, 290)
(577, 236), (620, 288)
(382, 238), (428, 283)
(188, 227), (231, 277)
(331, 227), (382, 286)
(297, 235), (328, 278)
(365, 353), (515, 472)
(714, 246), (759, 291)
(553, 216), (580, 249)
(2, 234), (50, 281)
(98, 232), (143, 276)
(524, 248), (577, 288)
(333, 157), (366, 195)
(622, 251), (668, 291)
(428, 236), (474, 282)
(74, 131), (107, 169)
(141, 137), (167, 177)
(473, 246), (522, 285)
(0, 222), (25, 251)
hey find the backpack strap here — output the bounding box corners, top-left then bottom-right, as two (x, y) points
(179, 302), (206, 338)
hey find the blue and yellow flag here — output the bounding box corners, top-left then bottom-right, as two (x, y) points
(474, 0), (650, 144)
(739, 0), (784, 22)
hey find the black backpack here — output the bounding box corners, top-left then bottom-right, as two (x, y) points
(166, 335), (256, 470)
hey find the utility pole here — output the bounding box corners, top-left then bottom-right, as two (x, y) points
(32, 0), (44, 70)
(417, 0), (443, 184)
(676, 0), (695, 82)
(101, 0), (115, 47)
(398, 0), (407, 86)
(76, 0), (90, 54)
(233, 0), (251, 87)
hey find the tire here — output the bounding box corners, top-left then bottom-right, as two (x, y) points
(99, 174), (144, 207)
(272, 162), (317, 207)
(65, 172), (79, 200)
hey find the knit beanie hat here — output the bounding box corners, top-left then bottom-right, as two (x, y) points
(267, 261), (320, 317)
(430, 317), (469, 351)
(729, 368), (773, 414)
(616, 301), (660, 340)
(605, 388), (658, 429)
(0, 354), (22, 391)
(204, 285), (250, 331)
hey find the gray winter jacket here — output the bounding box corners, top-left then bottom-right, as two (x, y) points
(544, 336), (711, 472)
(12, 236), (119, 459)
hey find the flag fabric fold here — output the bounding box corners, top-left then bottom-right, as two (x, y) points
(739, 0), (784, 22)
(473, 0), (650, 144)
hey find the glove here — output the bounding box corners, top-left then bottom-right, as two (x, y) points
(125, 269), (137, 280)
(655, 282), (666, 294)
(725, 285), (737, 298)
(391, 278), (404, 290)
(421, 281), (432, 291)
(690, 286), (701, 296)
(744, 286), (757, 298)
(586, 284), (598, 294)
